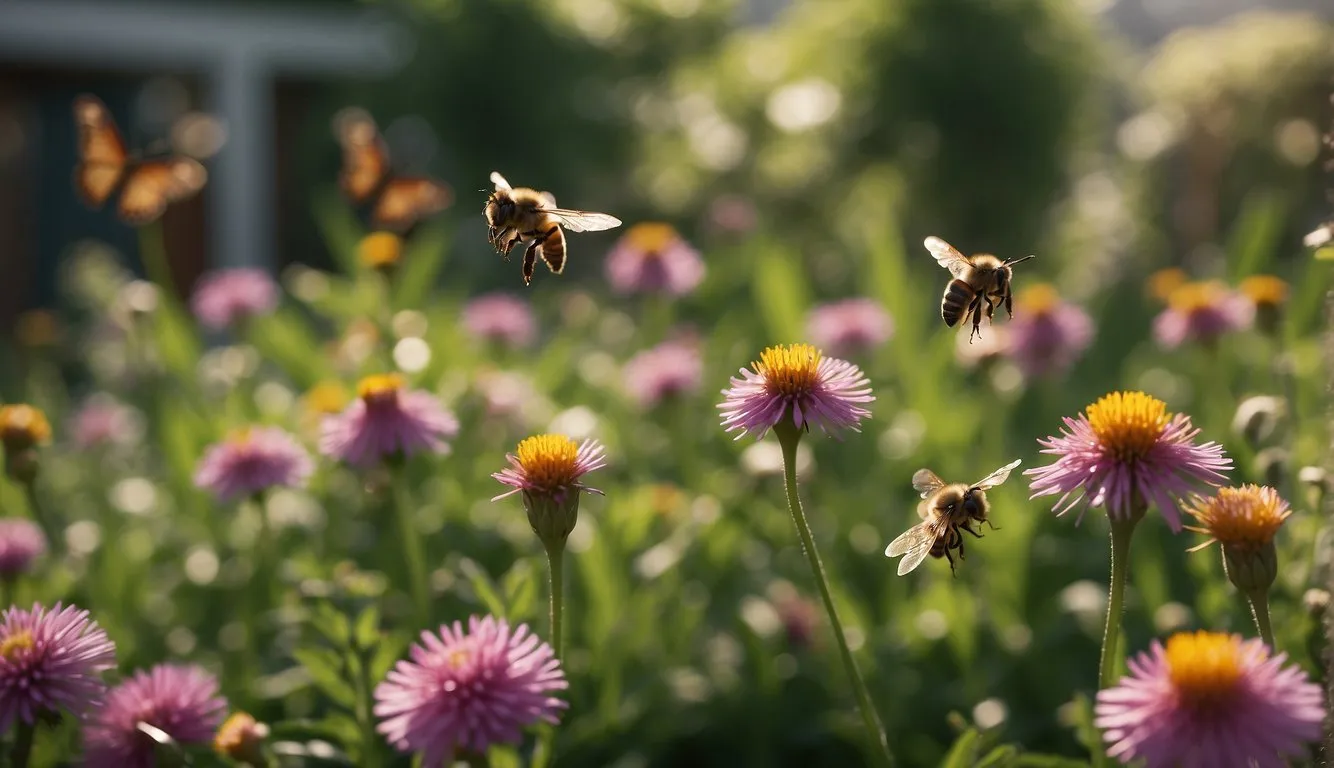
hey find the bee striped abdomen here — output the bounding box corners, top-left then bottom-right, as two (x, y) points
(941, 279), (976, 327)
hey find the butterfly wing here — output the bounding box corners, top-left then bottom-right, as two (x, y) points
(370, 177), (453, 232)
(72, 95), (129, 208)
(912, 469), (947, 499)
(545, 208), (622, 233)
(116, 158), (207, 225)
(490, 171), (513, 192)
(335, 110), (389, 203)
(925, 236), (971, 279)
(971, 459), (1023, 491)
(885, 521), (939, 576)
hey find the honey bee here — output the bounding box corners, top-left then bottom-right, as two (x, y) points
(925, 236), (1035, 342)
(884, 459), (1022, 576)
(483, 172), (622, 286)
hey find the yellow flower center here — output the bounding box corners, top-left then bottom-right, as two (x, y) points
(225, 427), (254, 447)
(1016, 283), (1060, 315)
(755, 344), (822, 396)
(1165, 631), (1246, 708)
(358, 232), (403, 269)
(447, 649), (471, 668)
(1186, 485), (1290, 551)
(0, 405), (52, 449)
(358, 374), (404, 406)
(1147, 268), (1188, 303)
(213, 711), (266, 756)
(624, 222), (679, 254)
(515, 434), (581, 488)
(0, 631), (34, 661)
(304, 382), (350, 415)
(1085, 391), (1169, 462)
(1167, 281), (1227, 313)
(1239, 275), (1288, 308)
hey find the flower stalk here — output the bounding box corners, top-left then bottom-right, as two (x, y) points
(10, 721), (33, 768)
(389, 473), (429, 628)
(1100, 509), (1142, 691)
(775, 420), (893, 768)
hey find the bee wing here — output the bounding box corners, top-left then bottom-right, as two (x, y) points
(912, 469), (947, 499)
(544, 208), (623, 233)
(971, 459), (1023, 491)
(925, 236), (971, 278)
(885, 522), (938, 576)
(490, 171), (513, 192)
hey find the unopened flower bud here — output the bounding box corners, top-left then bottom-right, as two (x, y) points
(1302, 588), (1329, 617)
(1222, 541), (1278, 595)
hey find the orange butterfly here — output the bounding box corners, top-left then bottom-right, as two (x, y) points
(72, 94), (208, 226)
(334, 108), (453, 233)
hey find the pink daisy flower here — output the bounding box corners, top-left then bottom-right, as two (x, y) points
(463, 293), (537, 348)
(805, 298), (894, 358)
(189, 268), (280, 330)
(1026, 391), (1231, 531)
(718, 343), (874, 440)
(0, 602), (116, 730)
(320, 374), (459, 469)
(492, 435), (607, 505)
(69, 395), (141, 450)
(194, 425), (314, 503)
(705, 194), (758, 236)
(623, 337), (704, 408)
(1095, 631), (1323, 767)
(1002, 284), (1094, 379)
(605, 222), (705, 296)
(83, 663), (227, 767)
(0, 519), (46, 578)
(374, 615), (568, 765)
(1152, 280), (1253, 349)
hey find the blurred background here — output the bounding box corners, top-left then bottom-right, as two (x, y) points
(0, 0), (1332, 765)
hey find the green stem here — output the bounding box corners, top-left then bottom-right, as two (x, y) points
(354, 647), (382, 768)
(1247, 589), (1277, 648)
(390, 476), (429, 628)
(532, 542), (566, 768)
(20, 482), (55, 556)
(775, 425), (893, 768)
(1099, 513), (1142, 690)
(10, 721), (33, 768)
(137, 220), (176, 296)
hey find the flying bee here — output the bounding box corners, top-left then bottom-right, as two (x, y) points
(925, 236), (1036, 343)
(483, 172), (622, 286)
(884, 459), (1022, 576)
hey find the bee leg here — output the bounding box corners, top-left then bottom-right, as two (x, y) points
(944, 546), (958, 576)
(1004, 290), (1014, 319)
(522, 241), (540, 286)
(968, 297), (985, 343)
(961, 522), (984, 539)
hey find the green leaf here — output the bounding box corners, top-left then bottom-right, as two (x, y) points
(353, 604), (381, 651)
(751, 239), (809, 343)
(1067, 693), (1104, 764)
(311, 188), (366, 275)
(976, 745), (1019, 768)
(488, 745), (524, 768)
(292, 648), (357, 709)
(370, 630), (412, 683)
(246, 308), (333, 389)
(939, 727), (982, 768)
(1227, 190), (1287, 280)
(460, 558), (509, 617)
(310, 601), (352, 647)
(392, 220), (454, 311)
(1012, 756), (1093, 768)
(502, 559), (538, 623)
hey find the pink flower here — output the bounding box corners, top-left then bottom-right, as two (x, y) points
(718, 343), (873, 441)
(1095, 631), (1322, 767)
(320, 374), (459, 468)
(605, 223), (705, 296)
(0, 602), (116, 730)
(374, 615), (568, 765)
(194, 426), (314, 502)
(705, 195), (758, 236)
(189, 268), (279, 330)
(1152, 280), (1253, 349)
(1026, 391), (1231, 531)
(1002, 284), (1094, 379)
(623, 338), (703, 408)
(463, 293), (537, 348)
(69, 396), (141, 450)
(83, 663), (227, 767)
(805, 299), (894, 358)
(491, 435), (606, 504)
(0, 519), (46, 578)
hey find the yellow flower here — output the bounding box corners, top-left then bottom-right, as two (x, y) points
(1086, 391), (1169, 463)
(1015, 283), (1060, 315)
(303, 381), (350, 416)
(1239, 275), (1288, 309)
(622, 222), (681, 254)
(0, 405), (51, 452)
(513, 434), (584, 490)
(1147, 268), (1188, 303)
(1166, 280), (1230, 313)
(1186, 484), (1290, 553)
(754, 344), (823, 397)
(358, 232), (402, 270)
(214, 711), (269, 762)
(357, 373), (405, 406)
(1164, 631), (1246, 707)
